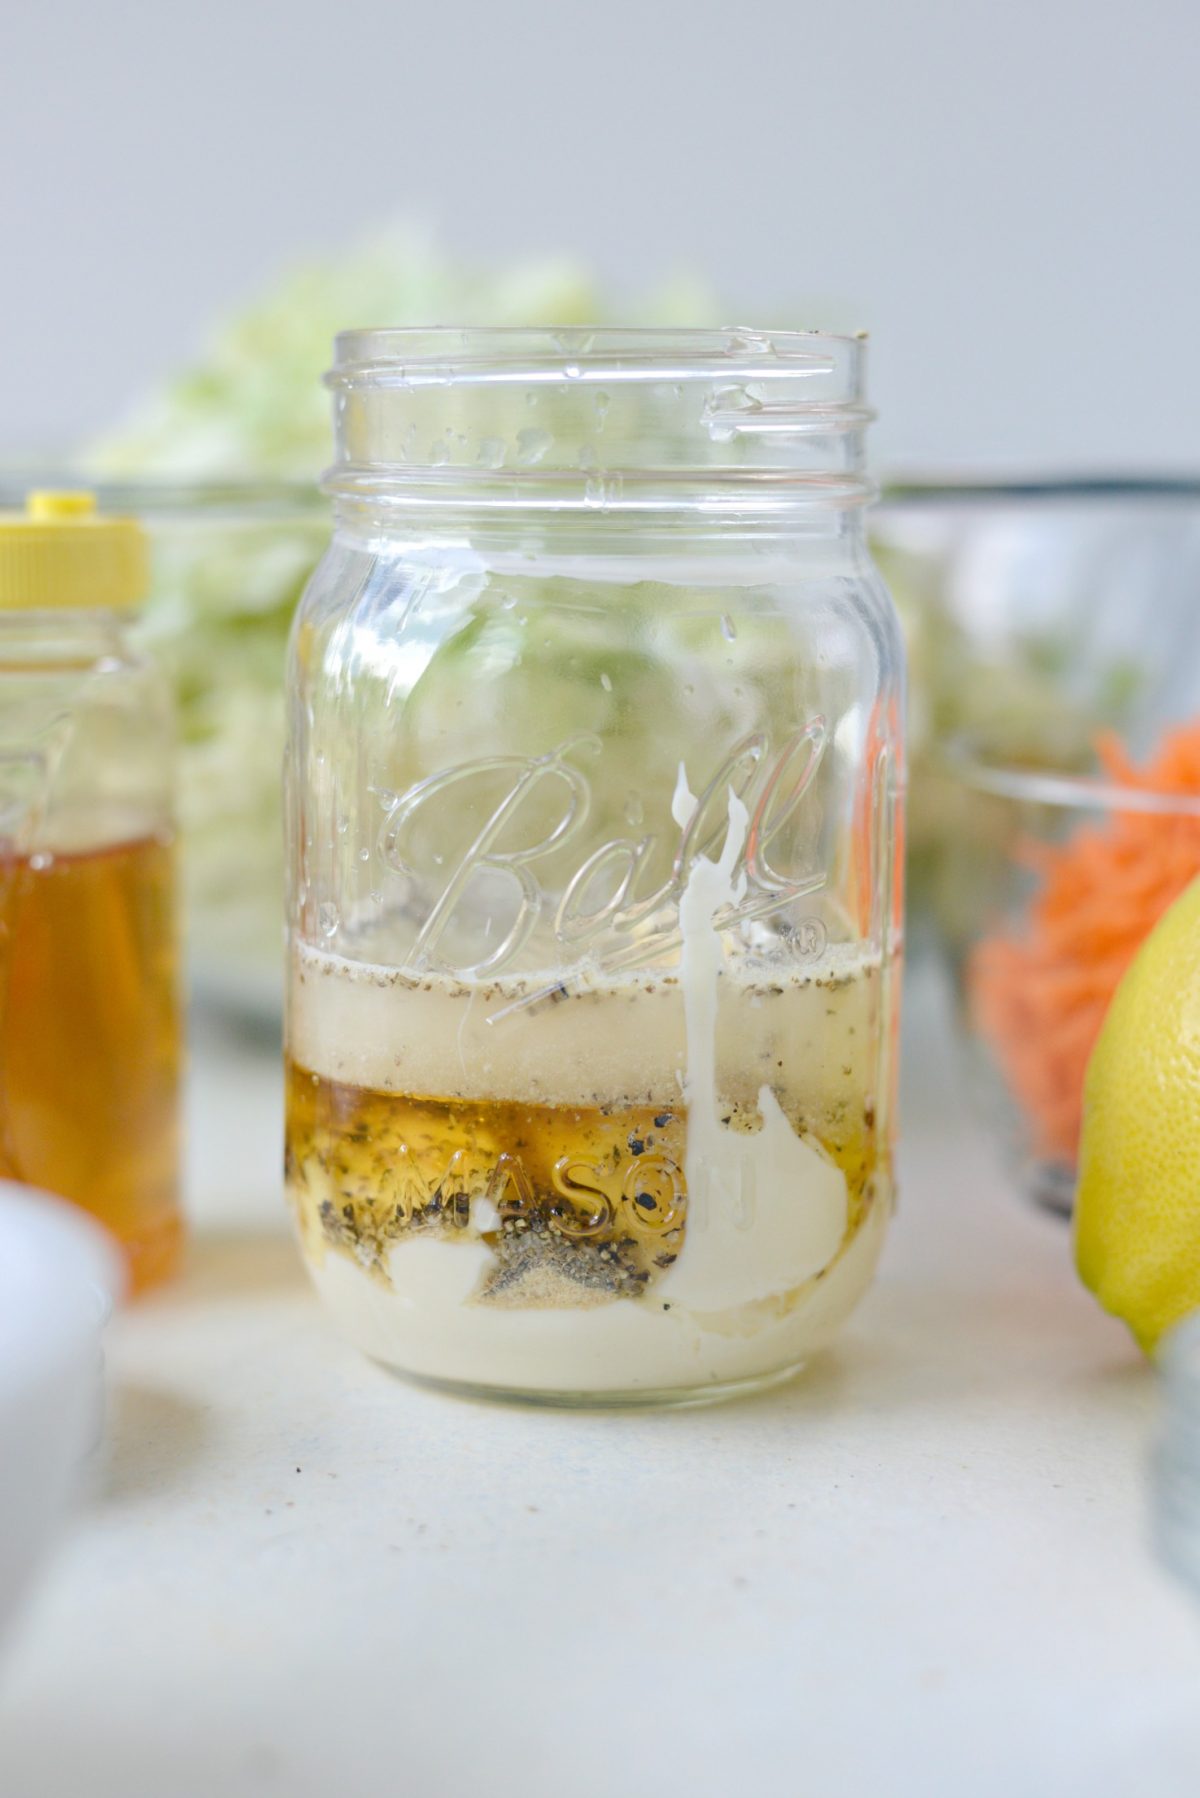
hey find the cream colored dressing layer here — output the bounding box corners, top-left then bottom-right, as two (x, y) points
(305, 1185), (889, 1395)
(288, 942), (879, 1117)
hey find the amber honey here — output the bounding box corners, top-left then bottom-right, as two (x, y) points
(0, 832), (181, 1290)
(285, 1058), (879, 1307)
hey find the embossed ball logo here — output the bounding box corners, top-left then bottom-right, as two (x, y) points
(375, 724), (830, 979)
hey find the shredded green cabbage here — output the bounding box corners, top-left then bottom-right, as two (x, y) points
(85, 230), (719, 990)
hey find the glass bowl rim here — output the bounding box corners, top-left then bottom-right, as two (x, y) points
(878, 473), (1200, 504)
(0, 475), (325, 519)
(938, 736), (1200, 819)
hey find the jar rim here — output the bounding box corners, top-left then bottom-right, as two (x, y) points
(324, 326), (874, 519)
(327, 325), (867, 389)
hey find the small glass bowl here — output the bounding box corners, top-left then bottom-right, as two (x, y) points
(1155, 1314), (1200, 1603)
(934, 742), (1200, 1215)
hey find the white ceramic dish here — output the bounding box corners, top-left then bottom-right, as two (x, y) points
(0, 1183), (123, 1651)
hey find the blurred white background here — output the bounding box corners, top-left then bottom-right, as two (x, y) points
(2, 0), (1197, 472)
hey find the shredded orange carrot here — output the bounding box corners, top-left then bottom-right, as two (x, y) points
(969, 722), (1200, 1164)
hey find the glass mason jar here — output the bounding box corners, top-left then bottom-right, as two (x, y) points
(0, 493), (181, 1290)
(284, 329), (905, 1405)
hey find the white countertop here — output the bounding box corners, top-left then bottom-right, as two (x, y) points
(2, 967), (1198, 1798)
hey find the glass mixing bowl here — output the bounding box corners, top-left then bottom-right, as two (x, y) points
(935, 740), (1200, 1214)
(872, 477), (1200, 944)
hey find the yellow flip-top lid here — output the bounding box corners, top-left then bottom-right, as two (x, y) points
(0, 491), (149, 610)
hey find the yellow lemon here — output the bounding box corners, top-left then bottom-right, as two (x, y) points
(1076, 874), (1200, 1353)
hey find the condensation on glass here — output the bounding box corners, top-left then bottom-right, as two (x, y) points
(284, 329), (905, 1405)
